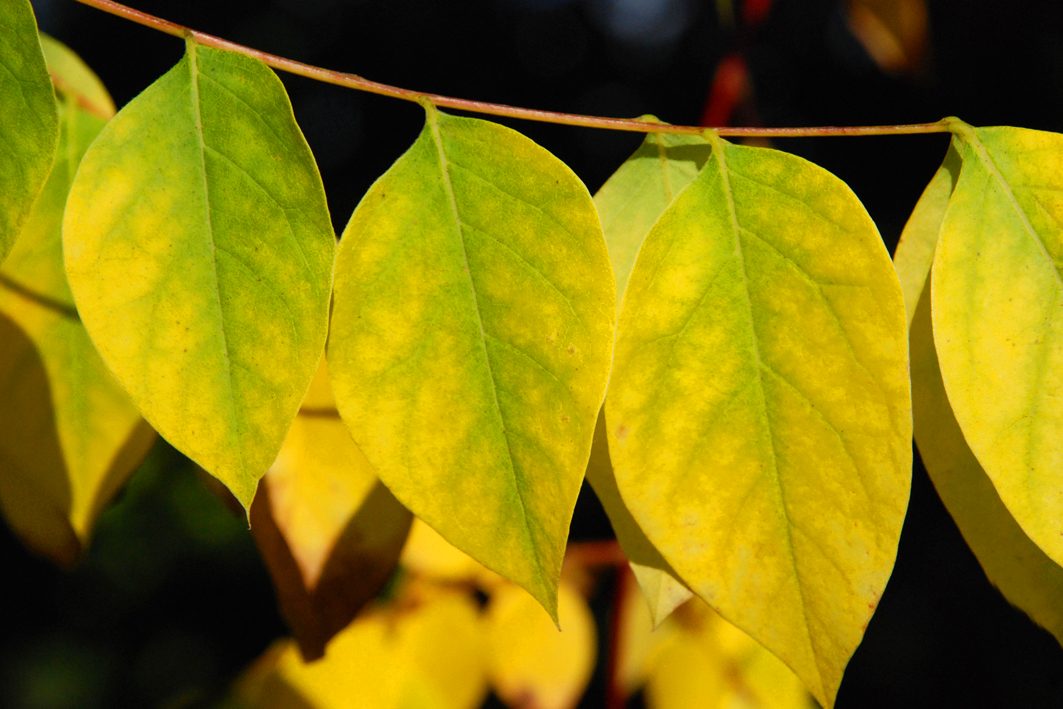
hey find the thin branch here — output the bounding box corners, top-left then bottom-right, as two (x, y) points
(72, 0), (953, 138)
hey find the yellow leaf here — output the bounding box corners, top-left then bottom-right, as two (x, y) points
(932, 121), (1063, 568)
(895, 148), (1063, 648)
(486, 581), (596, 709)
(236, 588), (487, 709)
(607, 135), (911, 708)
(251, 356), (413, 660)
(911, 288), (1063, 647)
(645, 599), (813, 709)
(329, 105), (615, 621)
(63, 40), (335, 511)
(39, 35), (116, 120)
(0, 45), (154, 566)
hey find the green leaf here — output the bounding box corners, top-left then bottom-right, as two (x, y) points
(593, 129), (711, 302)
(251, 356), (413, 661)
(893, 144), (960, 325)
(932, 121), (1063, 567)
(0, 0), (60, 262)
(588, 130), (708, 625)
(63, 40), (335, 511)
(0, 53), (154, 567)
(606, 135), (911, 708)
(911, 289), (1063, 647)
(584, 408), (692, 627)
(328, 106), (615, 620)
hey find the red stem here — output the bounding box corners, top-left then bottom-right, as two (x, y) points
(71, 0), (952, 138)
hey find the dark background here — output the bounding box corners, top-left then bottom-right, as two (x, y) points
(4, 0), (1063, 706)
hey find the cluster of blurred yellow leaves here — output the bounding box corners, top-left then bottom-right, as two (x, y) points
(235, 517), (812, 709)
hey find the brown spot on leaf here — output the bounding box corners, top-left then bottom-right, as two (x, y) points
(617, 424), (629, 441)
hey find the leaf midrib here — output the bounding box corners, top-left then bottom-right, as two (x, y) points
(426, 112), (547, 592)
(187, 42), (244, 474)
(712, 138), (824, 698)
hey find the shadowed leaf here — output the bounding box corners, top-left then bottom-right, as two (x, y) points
(0, 45), (154, 566)
(588, 130), (708, 625)
(63, 40), (335, 511)
(932, 121), (1063, 568)
(251, 357), (413, 661)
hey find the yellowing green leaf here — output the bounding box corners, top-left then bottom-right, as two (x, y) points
(893, 144), (960, 325)
(606, 135), (911, 708)
(584, 409), (692, 627)
(250, 356), (413, 660)
(486, 580), (596, 709)
(39, 34), (115, 120)
(328, 105), (615, 620)
(63, 40), (335, 511)
(931, 121), (1063, 567)
(236, 588), (487, 709)
(0, 57), (154, 566)
(910, 289), (1063, 647)
(0, 0), (59, 262)
(593, 130), (711, 301)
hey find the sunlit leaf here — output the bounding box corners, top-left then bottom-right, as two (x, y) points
(0, 49), (154, 566)
(584, 409), (692, 627)
(645, 599), (813, 709)
(329, 105), (615, 620)
(593, 129), (711, 301)
(486, 580), (596, 709)
(250, 356), (413, 660)
(607, 135), (911, 708)
(0, 0), (59, 262)
(910, 290), (1063, 647)
(893, 144), (960, 325)
(236, 587), (487, 709)
(931, 121), (1063, 568)
(63, 40), (335, 511)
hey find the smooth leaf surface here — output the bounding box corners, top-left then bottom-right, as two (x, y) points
(607, 136), (911, 707)
(329, 106), (615, 619)
(486, 580), (596, 709)
(584, 409), (692, 627)
(236, 588), (487, 709)
(63, 40), (335, 511)
(911, 290), (1063, 647)
(0, 52), (154, 566)
(0, 0), (59, 262)
(250, 356), (413, 660)
(593, 130), (711, 301)
(893, 144), (960, 324)
(932, 122), (1063, 567)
